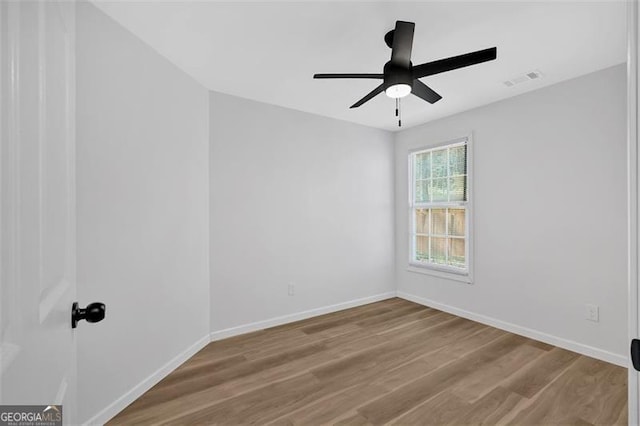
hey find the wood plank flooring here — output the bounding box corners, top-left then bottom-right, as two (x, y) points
(108, 298), (628, 425)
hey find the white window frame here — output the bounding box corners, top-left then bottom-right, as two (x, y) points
(407, 135), (473, 284)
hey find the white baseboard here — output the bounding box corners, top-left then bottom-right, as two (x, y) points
(397, 291), (628, 368)
(210, 291), (397, 342)
(83, 334), (210, 426)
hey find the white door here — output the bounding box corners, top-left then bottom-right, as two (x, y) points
(630, 1), (640, 424)
(0, 0), (78, 423)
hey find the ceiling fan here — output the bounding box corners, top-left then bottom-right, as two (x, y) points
(314, 20), (497, 126)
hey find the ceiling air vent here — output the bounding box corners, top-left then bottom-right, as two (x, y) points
(503, 70), (543, 87)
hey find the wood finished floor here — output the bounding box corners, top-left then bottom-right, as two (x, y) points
(108, 298), (628, 425)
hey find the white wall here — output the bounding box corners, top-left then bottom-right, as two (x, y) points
(209, 92), (395, 334)
(395, 65), (628, 363)
(76, 2), (210, 423)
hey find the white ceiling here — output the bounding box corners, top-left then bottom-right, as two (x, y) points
(92, 1), (627, 131)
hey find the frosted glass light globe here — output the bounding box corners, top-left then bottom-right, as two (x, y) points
(385, 84), (411, 98)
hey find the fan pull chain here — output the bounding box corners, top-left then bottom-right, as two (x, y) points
(398, 98), (402, 127)
(395, 98), (399, 117)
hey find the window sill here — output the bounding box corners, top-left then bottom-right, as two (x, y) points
(407, 264), (473, 284)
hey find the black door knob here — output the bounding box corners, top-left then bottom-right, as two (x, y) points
(632, 339), (640, 371)
(72, 302), (106, 328)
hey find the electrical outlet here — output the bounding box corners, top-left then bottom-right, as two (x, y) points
(586, 304), (599, 322)
(288, 283), (295, 296)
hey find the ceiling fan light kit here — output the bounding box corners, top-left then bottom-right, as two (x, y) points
(385, 84), (412, 99)
(314, 20), (497, 127)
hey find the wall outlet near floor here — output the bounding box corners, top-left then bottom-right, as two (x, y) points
(585, 304), (599, 322)
(288, 283), (295, 296)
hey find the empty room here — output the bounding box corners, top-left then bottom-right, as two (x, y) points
(2, 0), (640, 424)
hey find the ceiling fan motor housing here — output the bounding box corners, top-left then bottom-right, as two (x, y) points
(383, 62), (414, 91)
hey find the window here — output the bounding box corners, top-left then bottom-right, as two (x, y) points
(409, 137), (470, 276)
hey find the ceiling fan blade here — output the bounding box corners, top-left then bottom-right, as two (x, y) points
(390, 21), (415, 67)
(314, 73), (383, 79)
(413, 47), (497, 78)
(350, 84), (385, 108)
(412, 80), (442, 104)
